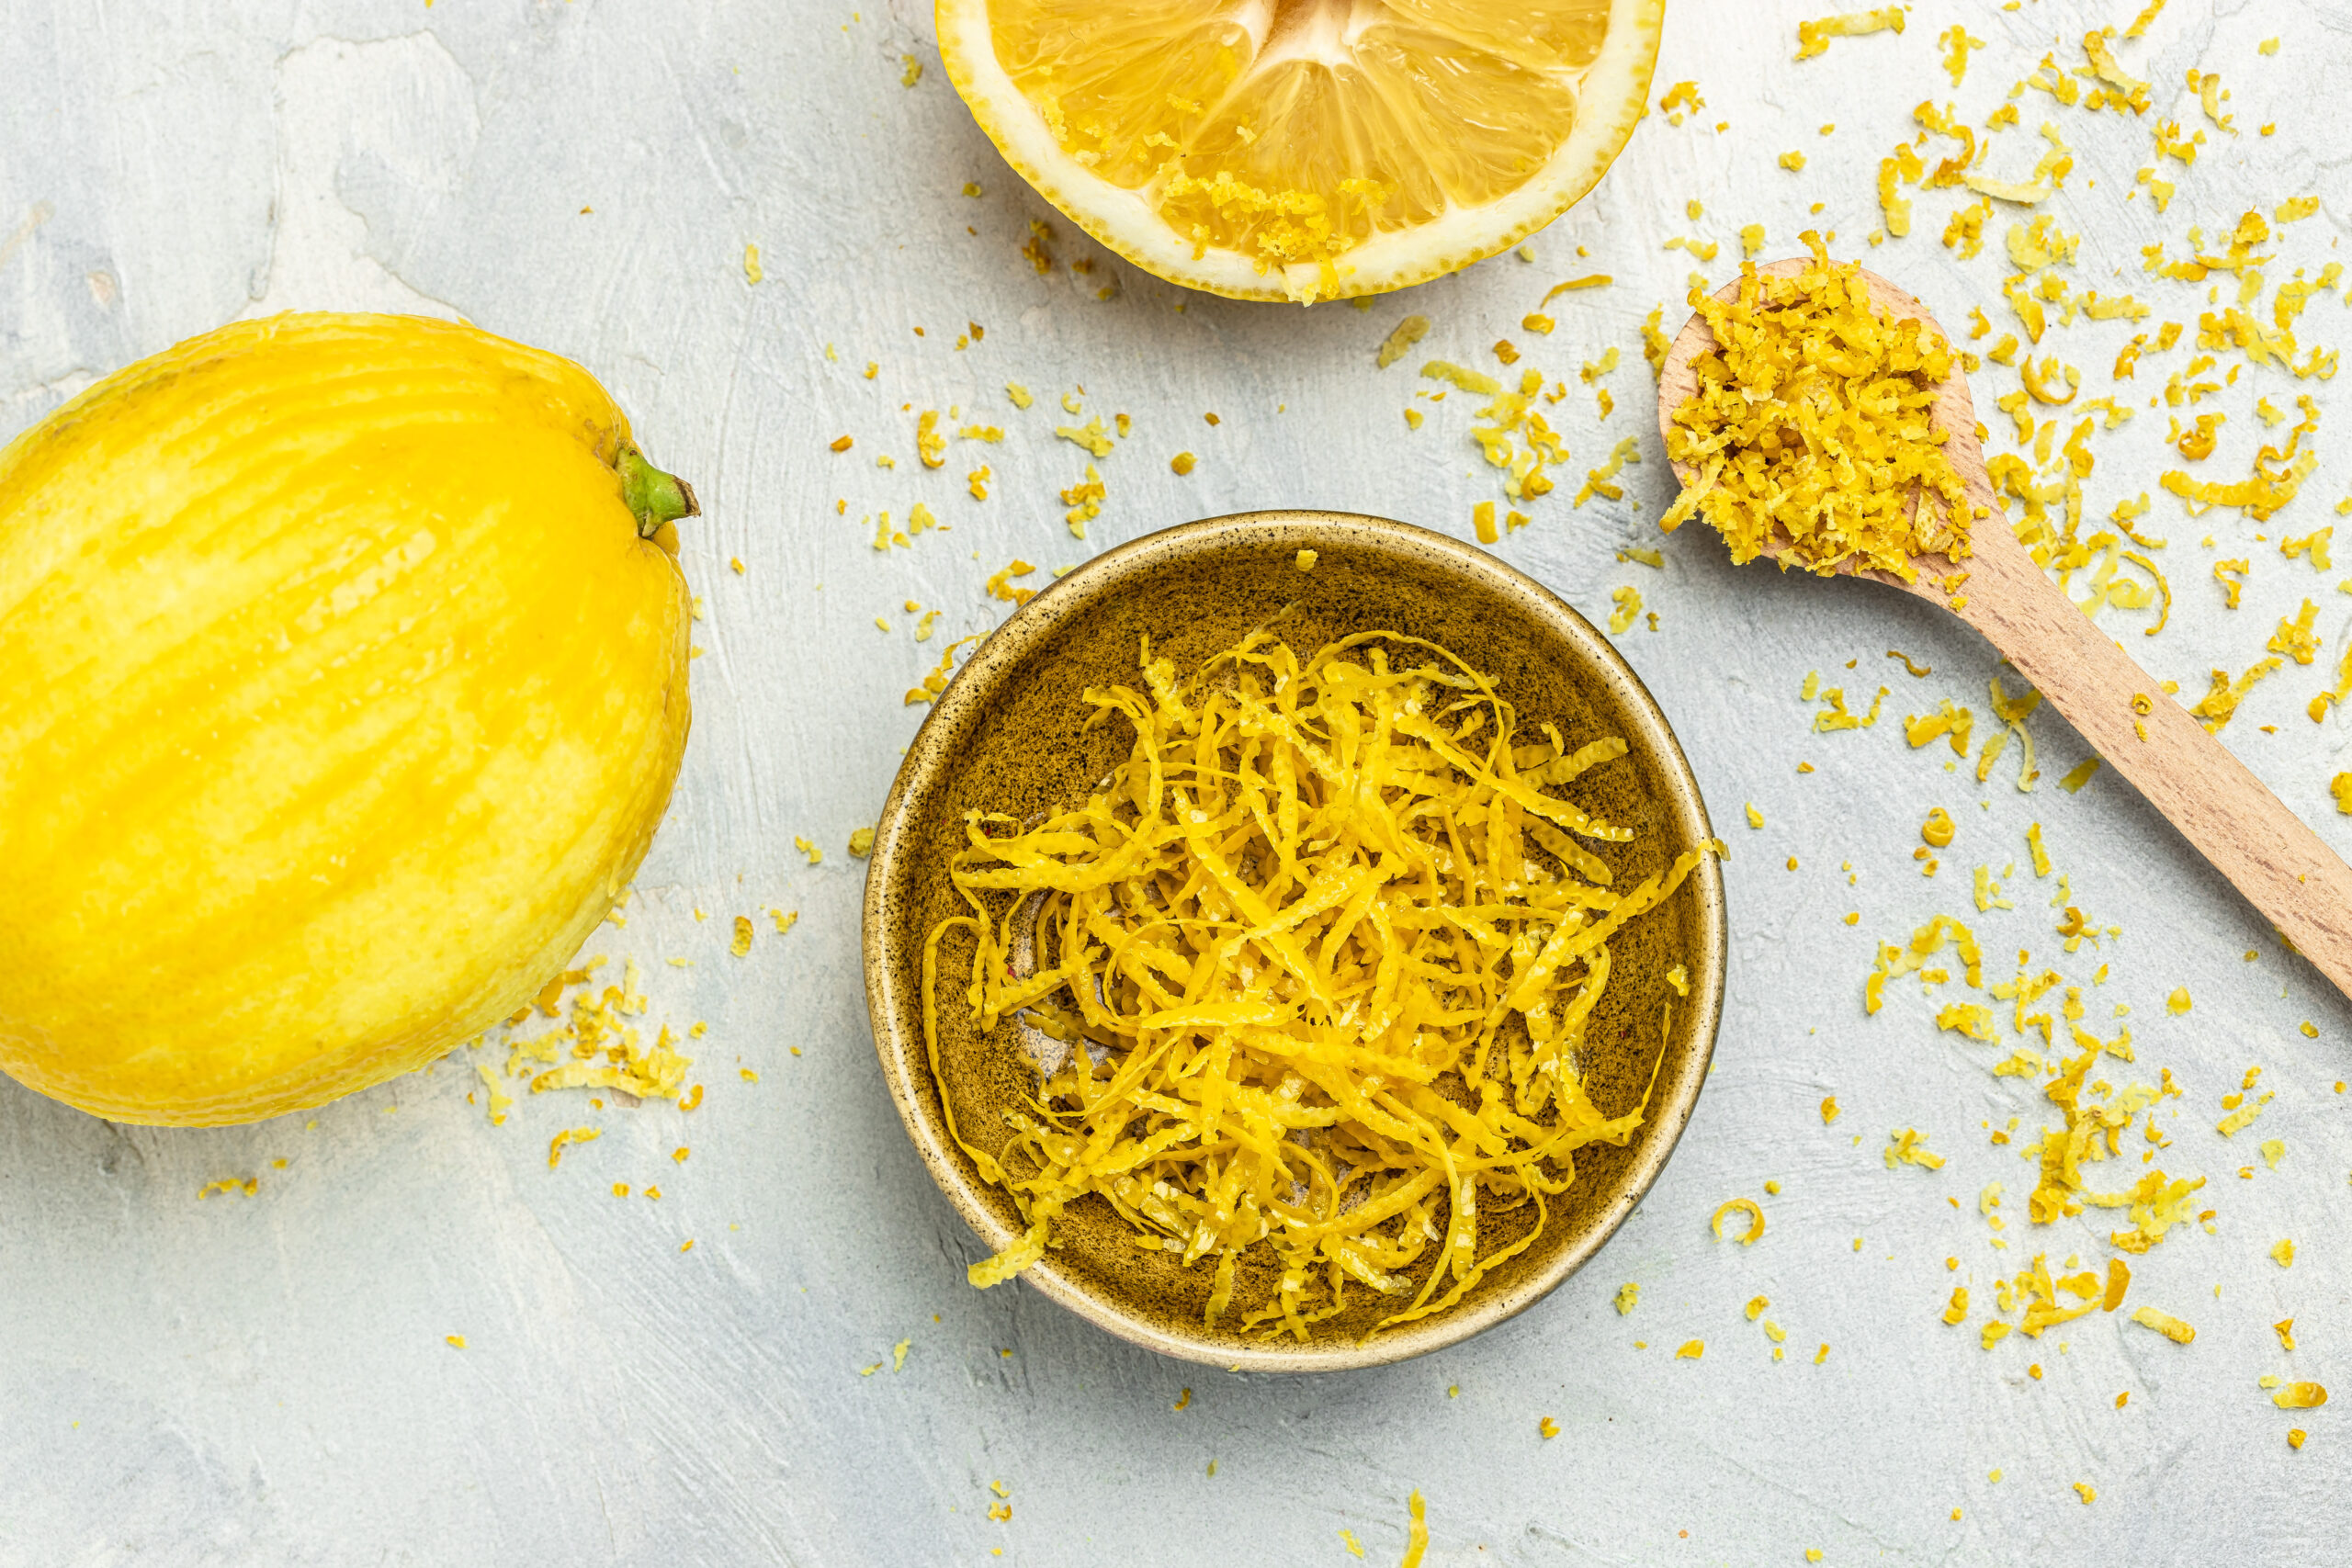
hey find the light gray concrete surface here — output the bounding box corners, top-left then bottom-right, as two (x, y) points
(4, 1), (2349, 1563)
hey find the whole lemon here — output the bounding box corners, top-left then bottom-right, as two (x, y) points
(0, 313), (695, 1126)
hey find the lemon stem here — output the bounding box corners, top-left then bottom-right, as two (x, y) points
(618, 445), (699, 538)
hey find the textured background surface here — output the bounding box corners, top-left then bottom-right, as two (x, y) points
(3, 1), (2348, 1563)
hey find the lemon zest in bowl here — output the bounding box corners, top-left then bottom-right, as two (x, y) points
(925, 630), (1713, 1339)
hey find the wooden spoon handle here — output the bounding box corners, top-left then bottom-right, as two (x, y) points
(1954, 520), (2352, 994)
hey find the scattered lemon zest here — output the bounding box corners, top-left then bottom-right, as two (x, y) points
(1712, 1198), (1766, 1245)
(476, 1063), (513, 1126)
(1378, 317), (1431, 370)
(1540, 276), (1612, 306)
(548, 1126), (601, 1170)
(1886, 1128), (1946, 1170)
(1796, 8), (1907, 62)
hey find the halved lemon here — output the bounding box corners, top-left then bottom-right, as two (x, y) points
(938, 0), (1665, 303)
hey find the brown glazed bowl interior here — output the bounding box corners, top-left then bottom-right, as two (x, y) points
(862, 511), (1725, 1371)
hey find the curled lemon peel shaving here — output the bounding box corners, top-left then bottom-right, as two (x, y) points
(1663, 235), (1977, 580)
(923, 630), (1713, 1340)
(1711, 1197), (1765, 1245)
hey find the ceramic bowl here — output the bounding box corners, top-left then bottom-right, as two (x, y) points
(862, 511), (1725, 1371)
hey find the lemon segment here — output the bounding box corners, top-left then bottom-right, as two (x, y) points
(942, 0), (1664, 302)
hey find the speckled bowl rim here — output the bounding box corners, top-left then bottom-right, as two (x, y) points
(861, 511), (1726, 1371)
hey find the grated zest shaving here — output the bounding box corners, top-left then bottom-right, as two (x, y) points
(1662, 236), (1982, 580)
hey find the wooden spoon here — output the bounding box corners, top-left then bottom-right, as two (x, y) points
(1658, 258), (2352, 999)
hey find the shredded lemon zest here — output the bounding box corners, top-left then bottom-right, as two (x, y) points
(1399, 1491), (1429, 1567)
(1712, 1197), (1765, 1245)
(1796, 8), (1906, 61)
(925, 631), (1714, 1339)
(1885, 1127), (1947, 1170)
(1378, 316), (1431, 370)
(1541, 275), (1612, 305)
(1663, 236), (1974, 579)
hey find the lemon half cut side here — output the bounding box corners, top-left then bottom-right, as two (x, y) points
(938, 0), (1665, 303)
